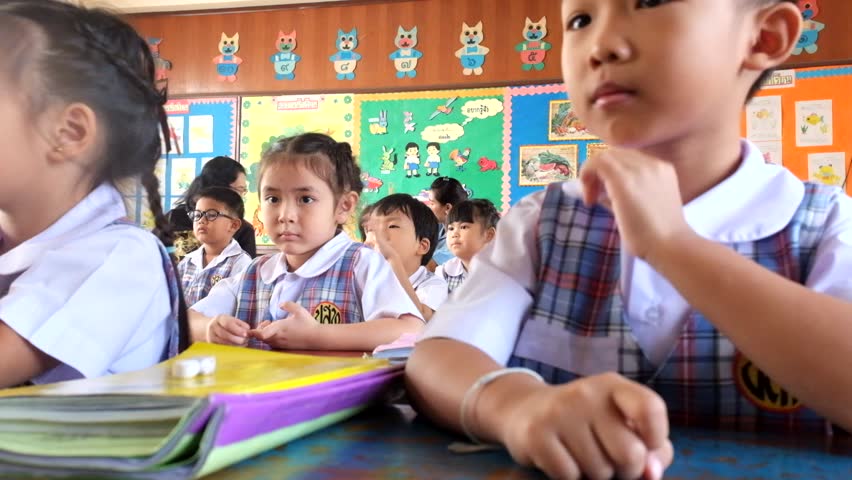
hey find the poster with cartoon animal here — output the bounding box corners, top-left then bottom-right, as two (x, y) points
(212, 33), (242, 82)
(549, 100), (597, 140)
(516, 17), (551, 71)
(147, 37), (172, 90)
(330, 29), (361, 80)
(455, 21), (489, 76)
(808, 152), (846, 187)
(354, 88), (505, 210)
(792, 0), (825, 56)
(519, 144), (578, 186)
(746, 95), (782, 142)
(389, 26), (423, 78)
(239, 94), (355, 244)
(270, 30), (301, 80)
(795, 99), (832, 147)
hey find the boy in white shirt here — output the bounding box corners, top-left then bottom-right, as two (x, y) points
(364, 194), (448, 321)
(178, 187), (251, 306)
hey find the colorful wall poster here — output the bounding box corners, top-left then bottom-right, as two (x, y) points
(796, 99), (833, 147)
(505, 84), (599, 206)
(746, 95), (782, 142)
(239, 94), (355, 245)
(126, 97), (239, 226)
(354, 88), (505, 212)
(754, 141), (783, 166)
(808, 152), (847, 187)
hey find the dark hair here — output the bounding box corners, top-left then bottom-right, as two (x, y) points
(448, 199), (500, 230)
(0, 0), (189, 351)
(179, 156), (246, 209)
(405, 142), (420, 151)
(195, 186), (245, 220)
(746, 0), (799, 101)
(430, 176), (469, 207)
(358, 203), (376, 240)
(426, 142), (441, 151)
(259, 133), (362, 199)
(372, 194), (439, 266)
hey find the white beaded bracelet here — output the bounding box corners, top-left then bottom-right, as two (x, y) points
(459, 367), (545, 445)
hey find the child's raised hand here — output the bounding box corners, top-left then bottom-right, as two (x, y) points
(496, 373), (673, 480)
(364, 231), (400, 263)
(248, 302), (320, 350)
(580, 148), (693, 264)
(206, 315), (250, 346)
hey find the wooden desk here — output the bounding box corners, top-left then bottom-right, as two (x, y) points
(208, 405), (852, 479)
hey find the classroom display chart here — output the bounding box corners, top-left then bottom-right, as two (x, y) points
(744, 66), (852, 195)
(239, 94), (355, 245)
(124, 97), (240, 225)
(354, 88), (505, 211)
(504, 84), (605, 207)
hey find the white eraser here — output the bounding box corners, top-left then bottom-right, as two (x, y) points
(171, 359), (201, 378)
(196, 356), (217, 376)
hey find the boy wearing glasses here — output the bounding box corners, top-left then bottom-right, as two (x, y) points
(178, 187), (252, 305)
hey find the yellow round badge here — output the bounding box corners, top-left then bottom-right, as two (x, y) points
(312, 302), (343, 324)
(733, 352), (801, 413)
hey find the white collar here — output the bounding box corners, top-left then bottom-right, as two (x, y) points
(443, 257), (466, 277)
(0, 183), (127, 274)
(683, 140), (804, 242)
(187, 239), (243, 270)
(260, 232), (354, 284)
(409, 265), (430, 288)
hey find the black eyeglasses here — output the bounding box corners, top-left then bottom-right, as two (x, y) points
(190, 209), (235, 223)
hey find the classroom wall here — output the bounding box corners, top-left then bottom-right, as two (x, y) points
(129, 0), (563, 96)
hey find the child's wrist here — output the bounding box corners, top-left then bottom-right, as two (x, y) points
(461, 368), (547, 444)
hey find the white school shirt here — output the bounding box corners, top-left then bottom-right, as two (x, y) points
(0, 183), (173, 383)
(409, 266), (449, 312)
(421, 140), (852, 365)
(183, 239), (252, 276)
(435, 257), (466, 286)
(193, 232), (424, 322)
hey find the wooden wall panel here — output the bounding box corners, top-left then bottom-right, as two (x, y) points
(782, 0), (852, 69)
(129, 0), (563, 96)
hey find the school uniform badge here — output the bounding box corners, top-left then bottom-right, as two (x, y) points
(733, 351), (802, 413)
(312, 302), (343, 324)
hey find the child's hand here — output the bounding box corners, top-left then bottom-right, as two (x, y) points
(364, 231), (401, 264)
(497, 373), (673, 480)
(248, 302), (320, 350)
(206, 315), (250, 346)
(580, 148), (694, 264)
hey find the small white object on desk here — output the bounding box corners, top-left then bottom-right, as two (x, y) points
(171, 359), (201, 379)
(197, 356), (217, 375)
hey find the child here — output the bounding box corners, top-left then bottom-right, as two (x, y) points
(408, 2), (852, 479)
(0, 0), (185, 387)
(189, 133), (423, 351)
(435, 199), (499, 293)
(178, 187), (252, 306)
(358, 202), (376, 241)
(364, 193), (448, 321)
(404, 142), (421, 178)
(427, 176), (469, 265)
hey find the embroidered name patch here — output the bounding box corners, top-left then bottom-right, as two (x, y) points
(733, 352), (801, 413)
(312, 302), (342, 324)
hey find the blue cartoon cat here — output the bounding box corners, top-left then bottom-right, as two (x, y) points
(454, 21), (489, 76)
(389, 26), (423, 79)
(329, 28), (361, 80)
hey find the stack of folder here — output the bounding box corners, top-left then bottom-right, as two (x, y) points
(0, 343), (401, 478)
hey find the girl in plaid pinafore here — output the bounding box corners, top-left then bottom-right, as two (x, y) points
(508, 181), (838, 432)
(190, 133), (423, 351)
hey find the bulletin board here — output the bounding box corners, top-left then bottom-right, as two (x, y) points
(239, 94), (355, 245)
(125, 97), (240, 226)
(353, 88), (506, 212)
(744, 66), (852, 196)
(504, 84), (604, 207)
